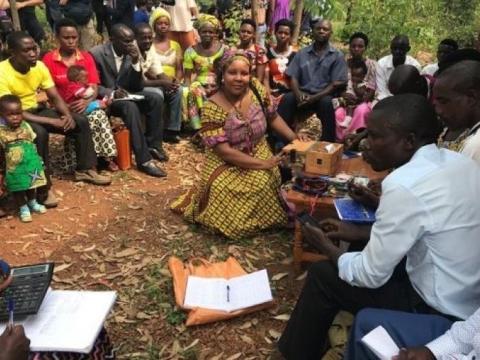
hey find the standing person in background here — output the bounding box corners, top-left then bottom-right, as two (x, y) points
(268, 0), (290, 36)
(0, 0), (45, 45)
(165, 0), (198, 51)
(108, 0), (135, 29)
(60, 0), (97, 50)
(376, 35), (421, 100)
(251, 0), (269, 47)
(133, 0), (150, 25)
(92, 0), (112, 37)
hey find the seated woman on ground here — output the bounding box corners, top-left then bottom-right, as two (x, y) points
(42, 18), (118, 172)
(335, 59), (374, 142)
(266, 18), (296, 105)
(233, 19), (268, 83)
(171, 50), (303, 240)
(183, 14), (226, 131)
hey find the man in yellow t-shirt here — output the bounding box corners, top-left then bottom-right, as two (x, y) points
(0, 32), (111, 206)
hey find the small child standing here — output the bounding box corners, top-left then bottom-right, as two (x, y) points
(335, 59), (374, 142)
(0, 95), (47, 222)
(64, 65), (110, 115)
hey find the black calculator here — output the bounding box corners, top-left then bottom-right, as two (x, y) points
(0, 262), (54, 321)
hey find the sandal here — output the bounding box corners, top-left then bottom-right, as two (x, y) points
(19, 205), (32, 222)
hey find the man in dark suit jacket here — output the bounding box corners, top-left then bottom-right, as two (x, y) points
(90, 23), (167, 177)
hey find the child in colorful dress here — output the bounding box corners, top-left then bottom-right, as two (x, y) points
(0, 95), (47, 222)
(65, 65), (111, 115)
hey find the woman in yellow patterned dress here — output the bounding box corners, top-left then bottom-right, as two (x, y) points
(172, 50), (302, 240)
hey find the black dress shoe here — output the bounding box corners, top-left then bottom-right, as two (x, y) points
(149, 147), (169, 162)
(163, 133), (181, 144)
(138, 162), (167, 177)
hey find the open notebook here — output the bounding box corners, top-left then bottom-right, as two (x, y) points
(183, 269), (273, 312)
(0, 290), (116, 353)
(361, 326), (400, 360)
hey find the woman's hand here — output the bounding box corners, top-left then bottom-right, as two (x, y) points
(260, 155), (284, 169)
(0, 325), (30, 360)
(297, 133), (310, 142)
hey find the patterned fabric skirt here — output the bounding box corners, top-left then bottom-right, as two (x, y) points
(171, 138), (287, 240)
(29, 328), (115, 360)
(62, 109), (117, 172)
(182, 82), (207, 131)
(5, 141), (47, 192)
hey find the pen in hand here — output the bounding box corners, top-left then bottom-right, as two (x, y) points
(7, 296), (14, 329)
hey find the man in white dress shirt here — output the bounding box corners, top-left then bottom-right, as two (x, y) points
(376, 35), (421, 100)
(277, 94), (480, 360)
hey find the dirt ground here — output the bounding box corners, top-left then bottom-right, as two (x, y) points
(0, 137), (306, 359)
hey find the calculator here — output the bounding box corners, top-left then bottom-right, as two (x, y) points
(0, 262), (54, 321)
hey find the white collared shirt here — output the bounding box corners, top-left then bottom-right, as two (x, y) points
(375, 54), (422, 100)
(338, 144), (480, 320)
(111, 45), (141, 73)
(427, 306), (480, 359)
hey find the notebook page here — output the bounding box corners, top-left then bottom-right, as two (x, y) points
(361, 326), (400, 360)
(183, 277), (229, 311)
(227, 269), (273, 312)
(0, 290), (117, 353)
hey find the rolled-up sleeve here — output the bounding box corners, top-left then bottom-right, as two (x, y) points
(338, 184), (428, 288)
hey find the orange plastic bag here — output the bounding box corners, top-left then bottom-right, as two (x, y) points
(168, 256), (274, 326)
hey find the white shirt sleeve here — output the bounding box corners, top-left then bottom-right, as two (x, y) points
(338, 184), (429, 288)
(375, 61), (391, 100)
(426, 307), (480, 358)
(461, 132), (480, 165)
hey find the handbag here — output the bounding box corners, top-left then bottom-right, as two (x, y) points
(168, 256), (274, 326)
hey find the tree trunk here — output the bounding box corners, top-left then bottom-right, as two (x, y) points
(292, 0), (304, 45)
(345, 0), (354, 26)
(9, 0), (21, 31)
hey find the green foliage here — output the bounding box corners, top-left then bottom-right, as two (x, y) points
(305, 0), (480, 59)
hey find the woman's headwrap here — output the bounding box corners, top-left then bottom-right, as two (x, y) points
(217, 49), (252, 72)
(149, 7), (171, 28)
(194, 13), (221, 31)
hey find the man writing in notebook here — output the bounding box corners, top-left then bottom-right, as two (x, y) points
(276, 94), (480, 360)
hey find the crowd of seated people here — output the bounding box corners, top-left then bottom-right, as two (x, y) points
(1, 7), (480, 360)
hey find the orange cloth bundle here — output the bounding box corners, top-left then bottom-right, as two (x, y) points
(168, 256), (274, 326)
